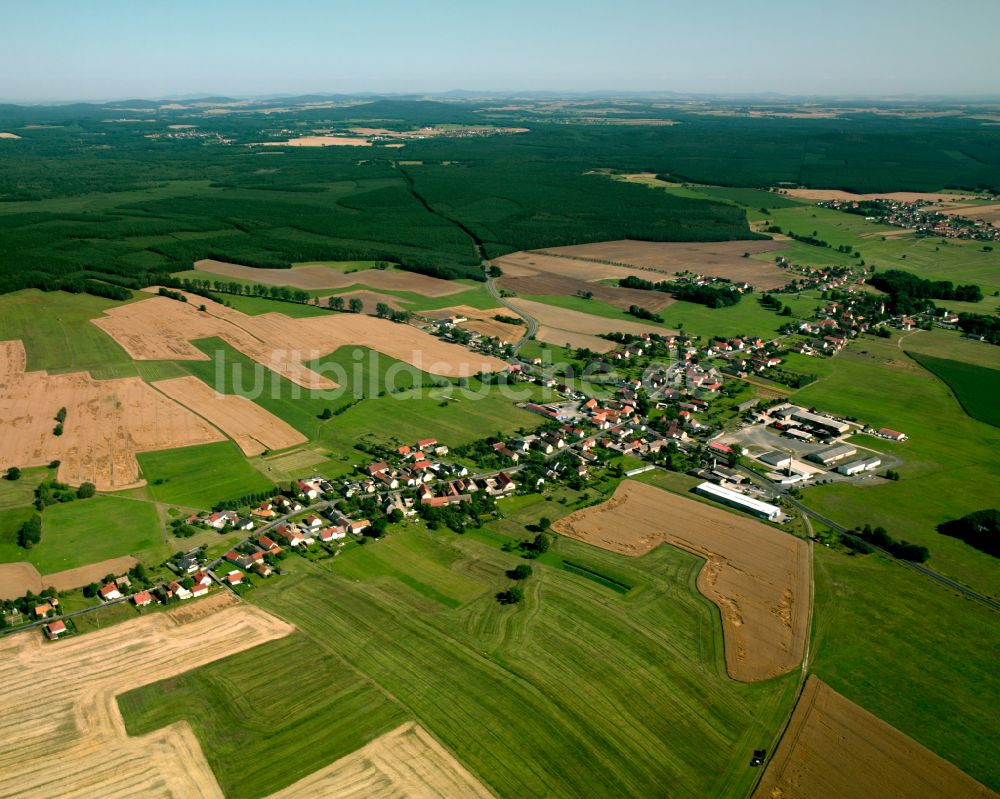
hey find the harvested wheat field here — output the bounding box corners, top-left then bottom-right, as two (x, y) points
(268, 722), (496, 799)
(782, 189), (984, 203)
(533, 240), (790, 289)
(0, 562), (43, 600)
(256, 136), (372, 147)
(93, 292), (507, 389)
(753, 677), (996, 799)
(511, 298), (674, 353)
(0, 596), (293, 799)
(0, 339), (223, 489)
(153, 376), (306, 456)
(940, 202), (1000, 224)
(553, 480), (810, 681)
(195, 259), (463, 296)
(424, 305), (527, 343)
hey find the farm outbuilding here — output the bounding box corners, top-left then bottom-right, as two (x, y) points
(695, 482), (781, 521)
(808, 444), (857, 466)
(758, 450), (792, 469)
(836, 457), (882, 476)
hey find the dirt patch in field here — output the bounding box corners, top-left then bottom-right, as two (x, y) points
(753, 677), (995, 799)
(0, 600), (293, 798)
(0, 132), (22, 139)
(45, 556), (140, 593)
(92, 292), (507, 389)
(0, 562), (42, 599)
(195, 259), (463, 297)
(268, 722), (496, 799)
(510, 298), (674, 354)
(530, 240), (791, 290)
(314, 290), (408, 314)
(498, 272), (674, 312)
(153, 375), (306, 456)
(553, 480), (810, 682)
(0, 556), (142, 600)
(0, 339), (224, 489)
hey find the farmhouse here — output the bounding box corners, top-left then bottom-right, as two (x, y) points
(168, 581), (192, 600)
(97, 584), (122, 602)
(225, 570), (244, 586)
(837, 456), (882, 476)
(45, 620), (67, 639)
(808, 443), (857, 466)
(131, 591), (154, 606)
(33, 603), (53, 618)
(695, 482), (781, 521)
(877, 427), (908, 441)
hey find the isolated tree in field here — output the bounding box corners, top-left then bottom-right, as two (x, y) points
(507, 564), (533, 580)
(16, 515), (42, 549)
(4, 467), (21, 481)
(538, 517), (551, 532)
(53, 423), (63, 437)
(55, 407), (67, 423)
(375, 302), (390, 318)
(348, 298), (364, 313)
(533, 532), (551, 553)
(76, 482), (96, 499)
(83, 583), (98, 598)
(496, 586), (524, 605)
(328, 296), (344, 311)
(318, 407), (333, 420)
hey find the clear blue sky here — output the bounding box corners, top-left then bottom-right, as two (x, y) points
(3, 0), (999, 102)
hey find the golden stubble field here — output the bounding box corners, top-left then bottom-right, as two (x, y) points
(553, 480), (810, 682)
(0, 339), (223, 490)
(93, 290), (508, 388)
(0, 594), (496, 799)
(753, 677), (997, 799)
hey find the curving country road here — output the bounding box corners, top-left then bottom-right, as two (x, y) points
(483, 262), (538, 354)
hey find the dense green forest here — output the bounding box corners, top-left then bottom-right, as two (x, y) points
(0, 98), (998, 296)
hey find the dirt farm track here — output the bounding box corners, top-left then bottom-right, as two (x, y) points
(553, 480), (810, 682)
(753, 677), (997, 799)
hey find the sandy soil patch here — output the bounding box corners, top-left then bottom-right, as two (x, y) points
(268, 722), (496, 799)
(93, 292), (507, 389)
(783, 189), (985, 203)
(0, 132), (22, 139)
(0, 340), (224, 490)
(0, 562), (42, 600)
(315, 290), (407, 315)
(153, 376), (306, 456)
(0, 600), (293, 799)
(510, 299), (673, 354)
(753, 677), (995, 799)
(553, 480), (810, 682)
(531, 240), (791, 290)
(195, 259), (463, 297)
(256, 136), (372, 147)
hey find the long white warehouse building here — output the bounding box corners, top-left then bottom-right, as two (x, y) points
(695, 482), (782, 521)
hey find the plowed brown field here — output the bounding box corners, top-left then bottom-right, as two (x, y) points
(0, 598), (294, 799)
(268, 722), (496, 799)
(92, 291), (507, 388)
(153, 375), (306, 456)
(533, 240), (791, 289)
(553, 480), (810, 682)
(0, 340), (224, 489)
(510, 299), (674, 354)
(753, 677), (997, 799)
(195, 259), (463, 296)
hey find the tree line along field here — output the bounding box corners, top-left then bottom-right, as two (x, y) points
(117, 520), (799, 799)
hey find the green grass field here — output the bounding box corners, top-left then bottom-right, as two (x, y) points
(810, 547), (1000, 792)
(0, 495), (163, 573)
(119, 632), (407, 799)
(230, 524), (799, 799)
(0, 289), (138, 378)
(907, 352), (1000, 428)
(787, 334), (1000, 597)
(137, 442), (274, 509)
(759, 205), (1000, 292)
